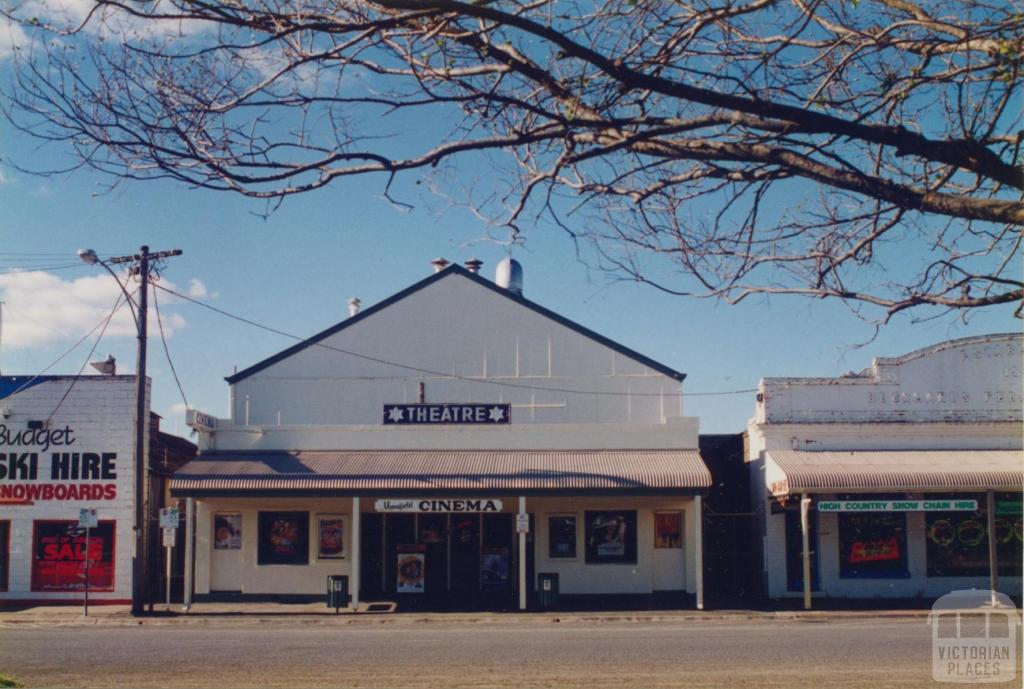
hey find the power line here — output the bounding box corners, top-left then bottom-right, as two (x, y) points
(155, 284), (757, 399)
(0, 264), (87, 274)
(152, 284), (190, 410)
(45, 292), (130, 424)
(2, 287), (139, 400)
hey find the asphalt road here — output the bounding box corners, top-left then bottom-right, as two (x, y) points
(0, 618), (1018, 688)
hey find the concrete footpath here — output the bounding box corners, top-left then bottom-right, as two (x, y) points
(0, 602), (955, 629)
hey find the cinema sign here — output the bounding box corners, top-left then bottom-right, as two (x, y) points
(375, 499), (504, 513)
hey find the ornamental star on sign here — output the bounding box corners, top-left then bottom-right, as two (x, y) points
(387, 407), (405, 422)
(488, 406), (506, 422)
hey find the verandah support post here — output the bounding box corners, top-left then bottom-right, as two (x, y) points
(183, 497), (194, 612)
(801, 494), (812, 611)
(518, 496), (527, 611)
(987, 491), (998, 605)
(694, 494), (704, 610)
(351, 497), (361, 611)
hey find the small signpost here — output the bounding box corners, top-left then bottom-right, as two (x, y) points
(516, 513), (530, 534)
(78, 508), (98, 617)
(159, 507), (180, 611)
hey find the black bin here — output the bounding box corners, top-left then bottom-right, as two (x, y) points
(537, 572), (559, 610)
(327, 575), (350, 613)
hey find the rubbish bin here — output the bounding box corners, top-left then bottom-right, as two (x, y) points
(327, 575), (350, 613)
(537, 572), (559, 610)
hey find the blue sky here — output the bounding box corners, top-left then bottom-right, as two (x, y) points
(0, 5), (1018, 437)
(2, 152), (1017, 437)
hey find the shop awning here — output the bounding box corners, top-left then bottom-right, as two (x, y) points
(765, 450), (1024, 496)
(170, 449), (712, 496)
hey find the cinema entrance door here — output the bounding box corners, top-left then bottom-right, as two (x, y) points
(359, 508), (527, 610)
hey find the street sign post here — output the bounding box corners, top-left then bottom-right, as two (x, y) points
(78, 508), (98, 617)
(159, 508), (180, 611)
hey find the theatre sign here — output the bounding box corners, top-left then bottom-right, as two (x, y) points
(382, 403), (510, 425)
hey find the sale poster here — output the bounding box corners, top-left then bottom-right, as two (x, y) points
(31, 520), (115, 592)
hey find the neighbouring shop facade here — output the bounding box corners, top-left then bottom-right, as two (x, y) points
(171, 261), (711, 610)
(747, 333), (1024, 603)
(0, 375), (145, 604)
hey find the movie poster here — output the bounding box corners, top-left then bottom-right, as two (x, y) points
(31, 520), (115, 592)
(480, 548), (511, 592)
(654, 512), (683, 549)
(257, 512), (309, 565)
(548, 516), (577, 559)
(397, 552), (425, 593)
(585, 511), (637, 564)
(317, 516), (346, 559)
(213, 513), (242, 550)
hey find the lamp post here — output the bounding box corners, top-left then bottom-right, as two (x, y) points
(78, 245), (182, 615)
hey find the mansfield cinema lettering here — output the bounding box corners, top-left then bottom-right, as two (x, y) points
(376, 499), (504, 513)
(383, 403), (510, 425)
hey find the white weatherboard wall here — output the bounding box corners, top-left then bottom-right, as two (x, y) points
(747, 334), (1024, 600)
(196, 498), (354, 595)
(0, 376), (145, 602)
(193, 496), (698, 597)
(186, 267), (705, 603)
(531, 497), (697, 595)
(226, 272), (682, 429)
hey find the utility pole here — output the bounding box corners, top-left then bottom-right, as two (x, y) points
(106, 245), (182, 615)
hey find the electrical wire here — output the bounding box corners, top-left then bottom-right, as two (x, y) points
(0, 264), (87, 274)
(3, 287), (139, 400)
(46, 291), (129, 424)
(155, 284), (758, 399)
(152, 284), (190, 410)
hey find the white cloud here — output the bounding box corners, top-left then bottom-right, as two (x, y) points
(187, 278), (208, 299)
(0, 269), (188, 349)
(0, 21), (28, 60)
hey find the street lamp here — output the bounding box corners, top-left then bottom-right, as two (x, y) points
(78, 245), (181, 615)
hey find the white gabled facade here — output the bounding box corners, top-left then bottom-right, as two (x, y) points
(747, 333), (1024, 601)
(178, 262), (707, 608)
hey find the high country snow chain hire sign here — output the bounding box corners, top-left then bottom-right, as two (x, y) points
(818, 500), (979, 512)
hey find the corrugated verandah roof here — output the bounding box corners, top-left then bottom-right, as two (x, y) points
(766, 450), (1024, 494)
(170, 450), (711, 495)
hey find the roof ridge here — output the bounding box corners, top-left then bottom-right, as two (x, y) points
(225, 263), (685, 384)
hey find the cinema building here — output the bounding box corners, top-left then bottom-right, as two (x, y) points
(746, 333), (1024, 605)
(0, 373), (195, 604)
(171, 260), (712, 610)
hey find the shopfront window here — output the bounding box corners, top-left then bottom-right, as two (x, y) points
(0, 520), (9, 592)
(838, 512), (908, 578)
(31, 520), (116, 592)
(548, 515), (577, 559)
(926, 493), (1023, 577)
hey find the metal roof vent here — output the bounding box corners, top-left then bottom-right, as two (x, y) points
(495, 257), (523, 295)
(431, 257), (450, 273)
(464, 258), (483, 274)
(348, 298), (361, 317)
